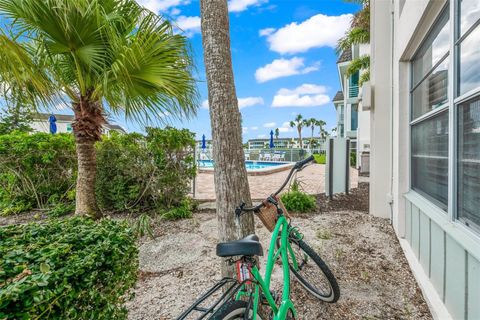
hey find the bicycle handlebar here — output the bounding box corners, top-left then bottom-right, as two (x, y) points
(236, 155), (315, 217)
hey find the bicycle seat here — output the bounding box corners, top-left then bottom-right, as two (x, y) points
(216, 234), (263, 257)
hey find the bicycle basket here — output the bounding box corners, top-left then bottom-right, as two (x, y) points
(257, 196), (290, 232)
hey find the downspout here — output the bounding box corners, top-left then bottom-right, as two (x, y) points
(388, 0), (395, 224)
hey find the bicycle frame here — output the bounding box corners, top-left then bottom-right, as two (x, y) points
(235, 214), (300, 320)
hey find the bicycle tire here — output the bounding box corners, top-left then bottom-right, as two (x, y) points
(286, 239), (340, 303)
(210, 300), (263, 320)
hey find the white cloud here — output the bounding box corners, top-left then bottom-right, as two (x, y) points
(250, 126), (258, 130)
(228, 0), (267, 12)
(257, 134), (267, 138)
(135, 0), (190, 13)
(259, 28), (275, 36)
(262, 13), (352, 54)
(202, 97), (264, 109)
(263, 122), (276, 128)
(277, 121), (294, 133)
(272, 83), (330, 108)
(175, 16), (201, 36)
(170, 8), (181, 15)
(242, 127), (248, 134)
(255, 57), (319, 83)
(238, 97), (264, 108)
(201, 100), (209, 109)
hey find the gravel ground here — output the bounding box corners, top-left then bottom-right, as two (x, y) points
(127, 184), (432, 320)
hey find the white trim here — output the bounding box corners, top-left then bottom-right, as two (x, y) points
(410, 103), (449, 125)
(454, 86), (480, 105)
(447, 0), (456, 223)
(399, 239), (453, 320)
(405, 191), (480, 262)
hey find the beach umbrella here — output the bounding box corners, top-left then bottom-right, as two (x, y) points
(48, 114), (57, 134)
(201, 134), (206, 151)
(269, 130), (275, 148)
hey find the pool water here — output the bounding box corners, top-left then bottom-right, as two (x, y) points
(197, 160), (287, 170)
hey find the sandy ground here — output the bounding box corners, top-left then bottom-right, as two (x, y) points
(127, 185), (431, 320)
(193, 164), (358, 200)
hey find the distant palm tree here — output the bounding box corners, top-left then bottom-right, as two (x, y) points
(290, 114), (304, 149)
(0, 0), (198, 218)
(317, 120), (327, 140)
(274, 128), (280, 141)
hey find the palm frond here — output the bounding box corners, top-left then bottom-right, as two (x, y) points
(101, 6), (198, 124)
(346, 55), (370, 77)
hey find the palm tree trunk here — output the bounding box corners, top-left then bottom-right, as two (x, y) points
(201, 0), (255, 278)
(72, 96), (104, 219)
(298, 128), (303, 149)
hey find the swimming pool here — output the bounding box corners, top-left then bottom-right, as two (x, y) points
(197, 160), (288, 170)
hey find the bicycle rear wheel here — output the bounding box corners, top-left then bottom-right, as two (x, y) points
(287, 239), (340, 303)
(210, 300), (263, 320)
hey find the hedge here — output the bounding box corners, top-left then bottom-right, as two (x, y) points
(0, 217), (138, 319)
(0, 127), (196, 215)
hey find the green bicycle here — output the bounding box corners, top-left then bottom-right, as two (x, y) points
(177, 156), (340, 320)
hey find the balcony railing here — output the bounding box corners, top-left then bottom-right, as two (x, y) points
(349, 85), (359, 98)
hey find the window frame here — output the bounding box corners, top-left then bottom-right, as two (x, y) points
(409, 0), (480, 235)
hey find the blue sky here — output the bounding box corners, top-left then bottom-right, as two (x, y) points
(2, 0), (360, 141)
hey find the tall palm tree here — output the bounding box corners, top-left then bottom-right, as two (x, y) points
(317, 119), (327, 140)
(274, 127), (280, 141)
(200, 0), (254, 278)
(337, 0), (370, 84)
(0, 0), (198, 218)
(305, 118), (318, 149)
(289, 114), (304, 149)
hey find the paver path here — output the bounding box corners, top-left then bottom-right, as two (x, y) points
(192, 164), (358, 200)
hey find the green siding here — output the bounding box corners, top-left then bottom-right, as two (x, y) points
(445, 235), (466, 320)
(430, 220), (445, 299)
(419, 213), (430, 273)
(468, 254), (480, 320)
(411, 205), (420, 258)
(406, 202), (412, 243)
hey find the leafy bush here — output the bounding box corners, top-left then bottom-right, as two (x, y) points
(281, 191), (316, 213)
(96, 127), (196, 212)
(313, 153), (326, 164)
(46, 202), (75, 217)
(0, 217), (138, 319)
(161, 198), (194, 220)
(0, 132), (76, 215)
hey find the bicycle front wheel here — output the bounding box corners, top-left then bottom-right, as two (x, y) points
(288, 239), (340, 303)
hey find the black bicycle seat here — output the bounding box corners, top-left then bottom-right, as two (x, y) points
(216, 234), (263, 257)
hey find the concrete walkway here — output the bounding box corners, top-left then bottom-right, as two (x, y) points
(192, 164), (358, 201)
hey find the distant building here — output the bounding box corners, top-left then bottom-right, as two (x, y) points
(246, 137), (325, 150)
(30, 113), (126, 135)
(334, 43), (371, 173)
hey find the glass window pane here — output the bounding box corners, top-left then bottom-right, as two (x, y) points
(412, 8), (449, 86)
(458, 25), (480, 96)
(412, 58), (449, 119)
(351, 104), (358, 131)
(457, 96), (480, 231)
(459, 0), (480, 37)
(411, 111), (449, 209)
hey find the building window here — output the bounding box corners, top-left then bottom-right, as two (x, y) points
(66, 124), (72, 133)
(457, 96), (480, 231)
(411, 7), (450, 120)
(411, 111), (449, 208)
(456, 0), (480, 231)
(410, 6), (450, 210)
(351, 104), (358, 131)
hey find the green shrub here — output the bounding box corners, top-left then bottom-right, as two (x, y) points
(46, 202), (75, 217)
(281, 191), (316, 213)
(161, 198), (194, 220)
(313, 153), (326, 164)
(0, 132), (76, 215)
(0, 217), (138, 319)
(96, 128), (196, 212)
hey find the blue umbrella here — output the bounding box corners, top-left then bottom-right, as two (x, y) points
(48, 114), (57, 134)
(201, 134), (206, 151)
(269, 130), (275, 148)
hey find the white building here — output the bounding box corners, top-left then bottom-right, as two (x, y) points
(334, 43), (371, 173)
(369, 0), (479, 318)
(30, 113), (126, 135)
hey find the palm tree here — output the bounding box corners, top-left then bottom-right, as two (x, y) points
(317, 120), (327, 140)
(289, 114), (304, 149)
(337, 0), (370, 84)
(305, 118), (318, 149)
(0, 0), (198, 218)
(274, 128), (280, 141)
(200, 0), (254, 278)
